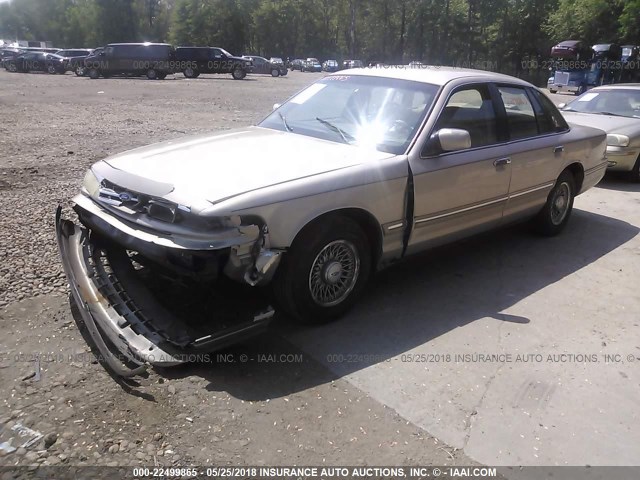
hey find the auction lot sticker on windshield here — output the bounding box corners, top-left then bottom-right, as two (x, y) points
(290, 83), (327, 104)
(578, 92), (599, 102)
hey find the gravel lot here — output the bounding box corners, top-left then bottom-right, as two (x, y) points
(0, 69), (638, 473)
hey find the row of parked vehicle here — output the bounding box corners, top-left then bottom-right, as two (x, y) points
(0, 43), (293, 80)
(288, 57), (364, 72)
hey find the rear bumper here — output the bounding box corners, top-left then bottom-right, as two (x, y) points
(55, 207), (274, 377)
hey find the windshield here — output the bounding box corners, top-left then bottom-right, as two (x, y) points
(563, 89), (640, 118)
(259, 75), (438, 154)
(219, 48), (233, 57)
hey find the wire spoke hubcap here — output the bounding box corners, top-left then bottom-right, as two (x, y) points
(309, 240), (360, 307)
(550, 181), (571, 225)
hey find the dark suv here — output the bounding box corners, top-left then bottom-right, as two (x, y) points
(174, 47), (252, 80)
(84, 43), (174, 80)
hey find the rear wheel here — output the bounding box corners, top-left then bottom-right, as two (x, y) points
(549, 89), (556, 94)
(47, 64), (57, 74)
(75, 65), (85, 76)
(146, 68), (158, 80)
(232, 66), (246, 80)
(7, 63), (17, 72)
(183, 66), (197, 78)
(157, 72), (167, 80)
(271, 68), (280, 77)
(272, 217), (371, 324)
(88, 68), (100, 79)
(532, 170), (575, 236)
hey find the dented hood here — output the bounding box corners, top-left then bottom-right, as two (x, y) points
(100, 127), (394, 205)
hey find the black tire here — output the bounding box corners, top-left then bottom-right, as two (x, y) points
(576, 85), (586, 96)
(47, 64), (57, 74)
(7, 63), (17, 73)
(271, 68), (280, 77)
(630, 155), (640, 183)
(88, 68), (100, 79)
(272, 217), (372, 324)
(183, 67), (197, 78)
(549, 89), (556, 94)
(146, 68), (158, 80)
(232, 66), (246, 80)
(532, 170), (576, 236)
(157, 72), (167, 80)
(75, 65), (85, 76)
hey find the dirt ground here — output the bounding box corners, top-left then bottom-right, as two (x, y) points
(0, 69), (638, 474)
(0, 70), (478, 469)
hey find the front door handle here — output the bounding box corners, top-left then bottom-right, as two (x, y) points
(553, 145), (564, 154)
(493, 157), (512, 167)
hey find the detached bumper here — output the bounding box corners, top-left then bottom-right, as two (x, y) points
(55, 207), (274, 377)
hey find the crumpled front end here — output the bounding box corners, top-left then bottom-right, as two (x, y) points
(55, 185), (282, 376)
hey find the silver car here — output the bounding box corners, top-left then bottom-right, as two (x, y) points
(57, 67), (607, 375)
(559, 84), (640, 181)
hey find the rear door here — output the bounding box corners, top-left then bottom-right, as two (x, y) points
(407, 83), (512, 254)
(496, 85), (570, 222)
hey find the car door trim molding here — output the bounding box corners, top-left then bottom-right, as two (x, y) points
(508, 181), (555, 199)
(414, 195), (508, 225)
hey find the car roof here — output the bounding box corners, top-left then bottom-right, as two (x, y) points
(589, 83), (640, 91)
(107, 43), (172, 47)
(330, 66), (533, 87)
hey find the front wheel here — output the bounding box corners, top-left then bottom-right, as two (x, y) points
(7, 63), (17, 72)
(88, 68), (100, 79)
(75, 65), (85, 76)
(271, 68), (280, 77)
(576, 85), (586, 96)
(183, 67), (197, 78)
(232, 66), (246, 80)
(272, 217), (371, 324)
(146, 68), (158, 80)
(47, 64), (57, 74)
(532, 170), (575, 236)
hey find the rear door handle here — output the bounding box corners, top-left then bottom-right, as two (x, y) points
(553, 145), (564, 154)
(493, 157), (511, 167)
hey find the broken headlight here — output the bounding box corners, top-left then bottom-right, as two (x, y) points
(83, 168), (100, 197)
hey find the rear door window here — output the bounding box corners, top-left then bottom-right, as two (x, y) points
(497, 86), (539, 140)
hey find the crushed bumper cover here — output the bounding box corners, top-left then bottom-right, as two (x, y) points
(55, 206), (274, 377)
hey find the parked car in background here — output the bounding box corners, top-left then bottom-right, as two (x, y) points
(303, 57), (322, 72)
(4, 51), (66, 74)
(289, 58), (305, 71)
(559, 85), (640, 181)
(342, 59), (364, 69)
(323, 59), (339, 72)
(0, 48), (23, 68)
(84, 43), (174, 80)
(55, 48), (94, 76)
(243, 55), (287, 76)
(57, 67), (607, 376)
(174, 46), (251, 79)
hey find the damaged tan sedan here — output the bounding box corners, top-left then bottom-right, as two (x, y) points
(57, 67), (608, 376)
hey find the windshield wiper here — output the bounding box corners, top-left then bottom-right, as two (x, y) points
(278, 111), (293, 132)
(597, 111), (623, 117)
(315, 117), (354, 144)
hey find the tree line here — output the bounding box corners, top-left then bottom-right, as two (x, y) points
(1, 0), (638, 79)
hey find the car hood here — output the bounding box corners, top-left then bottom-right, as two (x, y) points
(563, 111), (640, 136)
(100, 126), (394, 206)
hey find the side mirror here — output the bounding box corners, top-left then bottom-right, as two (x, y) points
(272, 103), (281, 111)
(558, 102), (566, 109)
(423, 128), (471, 156)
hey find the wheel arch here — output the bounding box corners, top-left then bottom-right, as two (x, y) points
(564, 162), (585, 194)
(288, 208), (383, 267)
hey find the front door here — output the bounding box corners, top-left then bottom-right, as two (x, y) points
(407, 83), (512, 254)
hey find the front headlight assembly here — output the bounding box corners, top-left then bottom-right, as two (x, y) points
(607, 134), (630, 147)
(83, 168), (100, 197)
